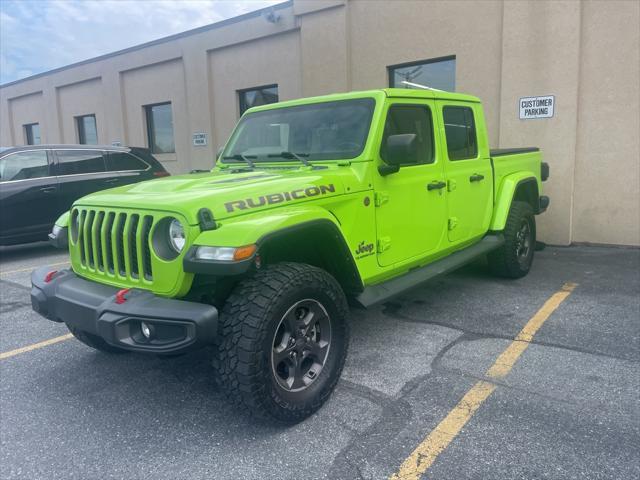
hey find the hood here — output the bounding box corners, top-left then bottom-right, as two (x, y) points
(73, 167), (347, 225)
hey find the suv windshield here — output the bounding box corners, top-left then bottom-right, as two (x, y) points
(223, 98), (375, 162)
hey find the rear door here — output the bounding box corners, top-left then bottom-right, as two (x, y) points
(436, 103), (493, 243)
(53, 149), (113, 213)
(0, 149), (58, 241)
(105, 150), (153, 186)
(374, 101), (448, 267)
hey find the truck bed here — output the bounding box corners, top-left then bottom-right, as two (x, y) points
(490, 147), (544, 203)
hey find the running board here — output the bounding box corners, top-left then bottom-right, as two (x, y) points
(355, 234), (504, 308)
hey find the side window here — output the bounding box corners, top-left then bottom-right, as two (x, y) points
(0, 151), (49, 181)
(107, 152), (148, 171)
(443, 106), (478, 160)
(55, 150), (106, 176)
(380, 105), (434, 165)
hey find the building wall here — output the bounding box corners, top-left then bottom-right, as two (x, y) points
(57, 78), (106, 144)
(0, 0), (638, 246)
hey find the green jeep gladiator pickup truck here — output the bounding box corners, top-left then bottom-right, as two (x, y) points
(32, 88), (549, 423)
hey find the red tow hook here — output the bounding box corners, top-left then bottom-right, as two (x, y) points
(44, 270), (58, 283)
(115, 288), (131, 304)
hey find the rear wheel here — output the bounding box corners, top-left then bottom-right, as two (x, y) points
(66, 324), (129, 354)
(488, 201), (536, 278)
(215, 262), (349, 423)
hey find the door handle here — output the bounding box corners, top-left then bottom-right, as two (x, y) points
(427, 181), (447, 191)
(104, 178), (120, 184)
(469, 174), (485, 182)
(40, 187), (56, 194)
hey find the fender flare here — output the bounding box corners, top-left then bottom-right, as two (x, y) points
(490, 173), (539, 231)
(186, 206), (363, 293)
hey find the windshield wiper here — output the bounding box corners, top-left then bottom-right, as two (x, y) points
(268, 151), (310, 167)
(222, 154), (256, 168)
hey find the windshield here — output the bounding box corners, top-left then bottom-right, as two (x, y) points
(223, 98), (375, 162)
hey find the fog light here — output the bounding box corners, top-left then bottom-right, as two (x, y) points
(140, 321), (152, 339)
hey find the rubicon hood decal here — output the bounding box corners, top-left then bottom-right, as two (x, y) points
(224, 184), (336, 213)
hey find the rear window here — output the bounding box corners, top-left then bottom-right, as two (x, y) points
(443, 106), (478, 160)
(55, 150), (106, 175)
(108, 152), (148, 171)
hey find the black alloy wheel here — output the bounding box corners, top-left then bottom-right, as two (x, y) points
(271, 299), (332, 392)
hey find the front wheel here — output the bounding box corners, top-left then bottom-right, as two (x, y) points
(488, 201), (536, 278)
(215, 262), (349, 423)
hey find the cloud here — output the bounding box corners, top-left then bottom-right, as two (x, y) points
(0, 0), (283, 84)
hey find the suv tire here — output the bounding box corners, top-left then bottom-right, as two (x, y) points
(488, 201), (536, 278)
(66, 324), (129, 354)
(215, 262), (349, 423)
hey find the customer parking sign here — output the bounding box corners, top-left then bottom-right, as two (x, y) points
(519, 95), (555, 119)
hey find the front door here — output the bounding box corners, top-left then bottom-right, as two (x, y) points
(0, 149), (58, 243)
(375, 101), (448, 267)
(437, 103), (493, 243)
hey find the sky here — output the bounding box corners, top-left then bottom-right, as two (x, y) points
(0, 0), (283, 85)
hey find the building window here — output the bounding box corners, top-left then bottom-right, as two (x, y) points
(442, 106), (478, 160)
(388, 56), (456, 92)
(24, 123), (41, 145)
(76, 114), (98, 145)
(144, 102), (175, 154)
(238, 85), (279, 116)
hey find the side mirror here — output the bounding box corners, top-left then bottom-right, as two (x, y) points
(379, 134), (417, 176)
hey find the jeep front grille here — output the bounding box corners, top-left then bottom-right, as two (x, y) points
(74, 208), (154, 282)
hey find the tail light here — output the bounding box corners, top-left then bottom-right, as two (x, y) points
(153, 171), (170, 178)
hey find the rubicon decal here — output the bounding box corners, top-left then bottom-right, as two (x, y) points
(224, 184), (336, 212)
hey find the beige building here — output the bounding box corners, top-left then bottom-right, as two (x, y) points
(1, 0), (638, 246)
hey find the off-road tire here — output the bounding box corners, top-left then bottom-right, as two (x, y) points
(488, 201), (536, 278)
(215, 262), (350, 423)
(66, 324), (129, 354)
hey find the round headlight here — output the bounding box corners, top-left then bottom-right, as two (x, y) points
(168, 219), (186, 253)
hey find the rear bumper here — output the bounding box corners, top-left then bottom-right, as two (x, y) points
(30, 267), (218, 354)
(538, 195), (550, 213)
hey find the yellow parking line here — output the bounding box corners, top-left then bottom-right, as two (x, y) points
(0, 334), (74, 360)
(0, 261), (70, 277)
(390, 282), (578, 480)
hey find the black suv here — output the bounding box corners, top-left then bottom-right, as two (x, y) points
(0, 145), (169, 246)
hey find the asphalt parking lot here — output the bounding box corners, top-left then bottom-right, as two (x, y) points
(1, 242), (638, 480)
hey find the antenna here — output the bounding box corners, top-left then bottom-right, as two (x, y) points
(400, 80), (445, 92)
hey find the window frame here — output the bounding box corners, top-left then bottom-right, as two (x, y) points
(53, 149), (107, 177)
(442, 105), (479, 161)
(24, 123), (41, 145)
(106, 150), (151, 172)
(76, 114), (98, 145)
(379, 103), (436, 167)
(238, 84), (279, 116)
(388, 55), (456, 91)
(223, 97), (376, 163)
(144, 102), (175, 154)
(0, 149), (52, 183)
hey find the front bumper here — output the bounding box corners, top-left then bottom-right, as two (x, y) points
(31, 267), (218, 354)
